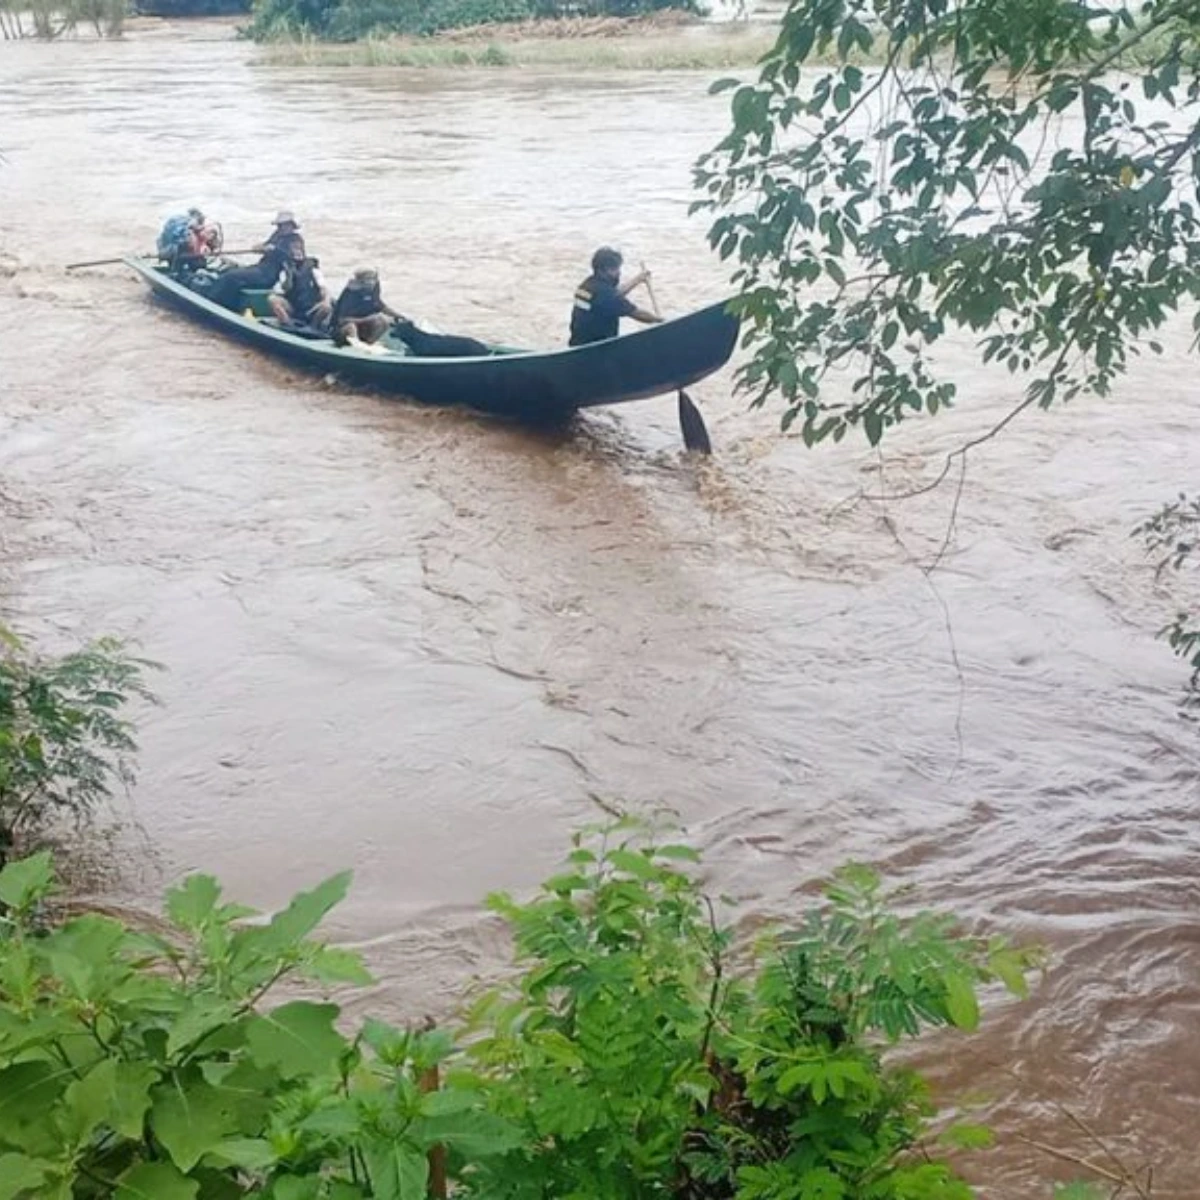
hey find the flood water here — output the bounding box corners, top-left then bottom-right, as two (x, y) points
(1, 22), (1198, 1194)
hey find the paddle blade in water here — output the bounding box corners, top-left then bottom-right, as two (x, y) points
(678, 390), (712, 455)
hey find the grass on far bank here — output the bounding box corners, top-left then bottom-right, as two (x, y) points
(256, 25), (781, 70)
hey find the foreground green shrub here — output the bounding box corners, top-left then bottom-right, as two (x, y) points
(0, 626), (154, 863)
(0, 824), (1041, 1198)
(0, 855), (517, 1198)
(466, 835), (1037, 1199)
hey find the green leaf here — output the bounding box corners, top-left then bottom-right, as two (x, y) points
(271, 1179), (323, 1200)
(0, 1153), (50, 1200)
(940, 1122), (995, 1150)
(0, 1061), (68, 1145)
(0, 853), (54, 911)
(245, 1001), (347, 1079)
(262, 872), (353, 948)
(412, 1109), (523, 1158)
(150, 1076), (239, 1172)
(307, 945), (372, 986)
(202, 1137), (278, 1170)
(776, 1062), (817, 1096)
(653, 844), (701, 862)
(365, 1142), (428, 1200)
(115, 1162), (199, 1200)
(607, 849), (658, 880)
(166, 997), (240, 1060)
(988, 948), (1030, 999)
(1052, 1185), (1106, 1200)
(44, 915), (133, 1001)
(943, 971), (980, 1031)
(165, 875), (222, 931)
(361, 1017), (408, 1064)
(298, 1100), (360, 1138)
(326, 1184), (366, 1200)
(61, 1059), (157, 1143)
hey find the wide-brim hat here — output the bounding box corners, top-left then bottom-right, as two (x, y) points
(273, 210), (299, 227)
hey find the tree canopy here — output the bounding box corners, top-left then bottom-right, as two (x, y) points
(696, 0), (1200, 449)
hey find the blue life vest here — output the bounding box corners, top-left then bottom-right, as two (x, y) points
(156, 214), (193, 261)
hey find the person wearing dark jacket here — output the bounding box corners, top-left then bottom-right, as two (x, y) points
(268, 237), (332, 333)
(332, 268), (402, 345)
(333, 269), (493, 357)
(568, 246), (661, 347)
(209, 211), (303, 312)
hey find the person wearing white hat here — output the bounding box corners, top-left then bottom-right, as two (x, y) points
(254, 211), (301, 254)
(209, 212), (303, 313)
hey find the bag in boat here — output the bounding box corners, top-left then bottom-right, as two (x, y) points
(156, 214), (194, 262)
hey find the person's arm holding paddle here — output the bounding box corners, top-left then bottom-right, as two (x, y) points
(620, 269), (662, 327)
(568, 247), (663, 347)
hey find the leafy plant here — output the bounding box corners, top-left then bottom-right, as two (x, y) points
(462, 825), (1038, 1200)
(0, 825), (1042, 1198)
(694, 0), (1200, 447)
(0, 855), (518, 1198)
(0, 626), (156, 862)
(1136, 493), (1200, 709)
(463, 828), (722, 1199)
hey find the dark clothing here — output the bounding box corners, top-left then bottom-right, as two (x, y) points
(281, 257), (324, 316)
(394, 321), (490, 359)
(262, 227), (294, 253)
(569, 274), (635, 346)
(209, 244), (288, 312)
(333, 280), (385, 326)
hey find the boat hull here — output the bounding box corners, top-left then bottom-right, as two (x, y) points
(124, 258), (739, 421)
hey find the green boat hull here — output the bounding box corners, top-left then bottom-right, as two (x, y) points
(125, 258), (740, 422)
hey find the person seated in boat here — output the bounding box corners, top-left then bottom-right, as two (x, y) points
(268, 237), (333, 334)
(208, 212), (302, 312)
(159, 208), (222, 276)
(253, 210), (302, 256)
(183, 211), (223, 266)
(332, 268), (403, 346)
(568, 246), (661, 347)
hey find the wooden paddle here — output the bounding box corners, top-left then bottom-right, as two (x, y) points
(641, 262), (713, 456)
(66, 248), (259, 271)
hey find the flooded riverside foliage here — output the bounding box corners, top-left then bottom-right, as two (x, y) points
(0, 825), (1042, 1199)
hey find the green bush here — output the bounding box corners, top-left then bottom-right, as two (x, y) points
(0, 626), (155, 864)
(0, 824), (1041, 1198)
(246, 0), (697, 43)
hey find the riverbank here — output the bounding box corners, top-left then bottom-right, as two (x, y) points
(257, 14), (780, 69)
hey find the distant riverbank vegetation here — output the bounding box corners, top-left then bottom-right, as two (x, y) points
(245, 0), (704, 45)
(0, 0), (125, 38)
(257, 16), (777, 70)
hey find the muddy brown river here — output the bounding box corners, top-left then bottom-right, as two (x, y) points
(1, 21), (1198, 1194)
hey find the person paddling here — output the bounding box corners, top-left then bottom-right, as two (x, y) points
(568, 246), (662, 347)
(209, 211), (303, 313)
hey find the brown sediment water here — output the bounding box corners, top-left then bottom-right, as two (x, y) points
(1, 22), (1197, 1194)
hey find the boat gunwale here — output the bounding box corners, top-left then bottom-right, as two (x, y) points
(122, 256), (737, 371)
